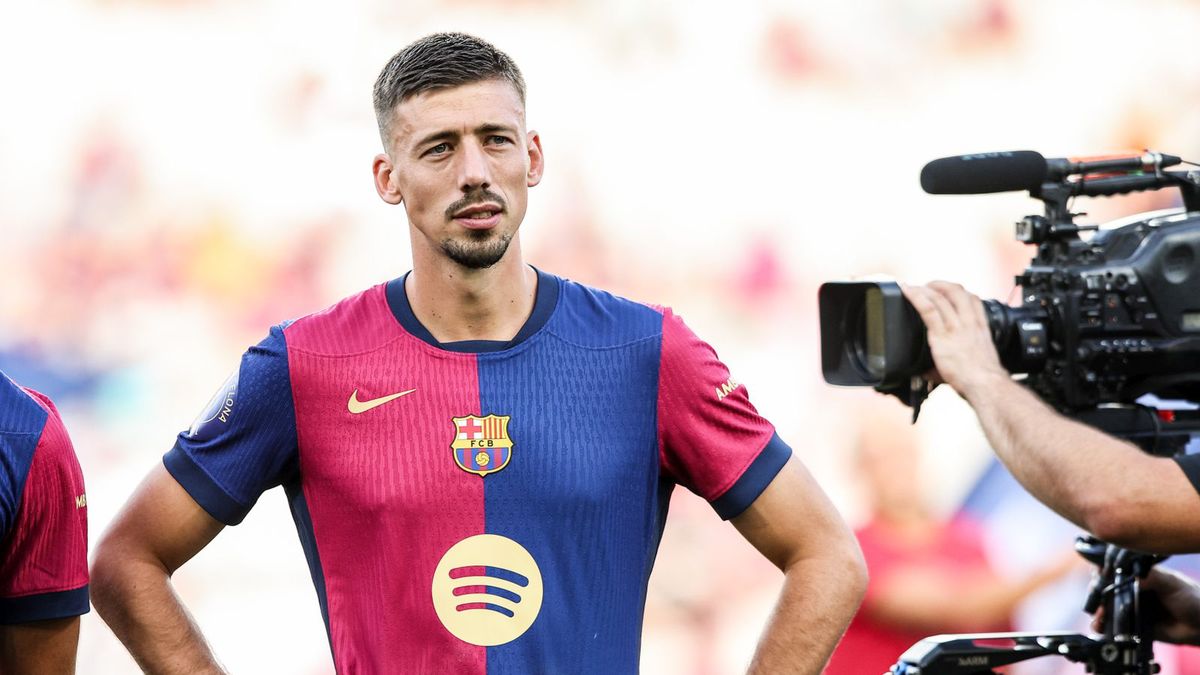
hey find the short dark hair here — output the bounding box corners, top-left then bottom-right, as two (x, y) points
(373, 32), (526, 143)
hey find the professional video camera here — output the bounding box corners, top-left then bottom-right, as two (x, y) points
(819, 151), (1200, 674)
(820, 150), (1200, 428)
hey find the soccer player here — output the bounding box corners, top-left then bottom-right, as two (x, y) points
(91, 32), (866, 673)
(0, 372), (89, 674)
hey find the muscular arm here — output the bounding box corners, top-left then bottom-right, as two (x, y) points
(731, 455), (867, 675)
(0, 617), (79, 674)
(904, 282), (1200, 553)
(90, 464), (228, 674)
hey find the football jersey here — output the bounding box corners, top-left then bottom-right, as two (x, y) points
(165, 269), (791, 674)
(0, 374), (89, 624)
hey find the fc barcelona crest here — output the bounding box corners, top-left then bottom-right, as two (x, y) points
(450, 414), (514, 477)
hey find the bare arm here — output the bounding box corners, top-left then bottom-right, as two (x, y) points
(903, 281), (1200, 553)
(731, 455), (867, 675)
(91, 464), (227, 674)
(0, 617), (79, 674)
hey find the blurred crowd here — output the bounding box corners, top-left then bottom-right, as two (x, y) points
(3, 0), (1200, 672)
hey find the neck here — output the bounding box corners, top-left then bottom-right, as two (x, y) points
(406, 241), (538, 343)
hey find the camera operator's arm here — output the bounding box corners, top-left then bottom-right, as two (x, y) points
(902, 282), (1200, 554)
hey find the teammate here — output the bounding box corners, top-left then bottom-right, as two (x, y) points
(0, 372), (89, 674)
(91, 32), (866, 673)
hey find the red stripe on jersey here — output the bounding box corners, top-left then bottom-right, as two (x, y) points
(286, 286), (486, 674)
(0, 390), (88, 600)
(653, 308), (776, 502)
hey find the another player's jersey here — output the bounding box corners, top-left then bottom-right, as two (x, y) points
(0, 375), (89, 624)
(166, 269), (791, 674)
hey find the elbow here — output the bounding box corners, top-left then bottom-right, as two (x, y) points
(90, 529), (157, 622)
(834, 533), (869, 608)
(89, 535), (126, 620)
(1082, 501), (1160, 552)
(848, 541), (869, 606)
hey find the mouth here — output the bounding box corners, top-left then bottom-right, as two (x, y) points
(451, 203), (504, 229)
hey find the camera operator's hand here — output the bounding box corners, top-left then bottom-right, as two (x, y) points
(1092, 568), (1200, 645)
(900, 281), (1009, 403)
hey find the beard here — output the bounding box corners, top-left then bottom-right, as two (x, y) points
(441, 229), (513, 269)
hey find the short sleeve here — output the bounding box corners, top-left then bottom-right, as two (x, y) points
(0, 394), (89, 624)
(1174, 453), (1200, 498)
(163, 324), (298, 525)
(656, 309), (792, 520)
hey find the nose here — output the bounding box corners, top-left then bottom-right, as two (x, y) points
(458, 139), (493, 193)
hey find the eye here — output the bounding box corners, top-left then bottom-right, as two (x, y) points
(424, 142), (451, 157)
(487, 135), (512, 146)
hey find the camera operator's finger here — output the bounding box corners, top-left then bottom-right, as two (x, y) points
(929, 280), (987, 330)
(1091, 605), (1105, 633)
(900, 284), (945, 334)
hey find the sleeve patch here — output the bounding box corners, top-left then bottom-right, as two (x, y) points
(187, 369), (239, 442)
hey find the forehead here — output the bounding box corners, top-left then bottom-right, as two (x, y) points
(390, 79), (526, 146)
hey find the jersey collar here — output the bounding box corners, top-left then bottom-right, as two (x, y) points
(385, 267), (560, 353)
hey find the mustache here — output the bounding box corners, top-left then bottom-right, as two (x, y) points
(445, 189), (507, 219)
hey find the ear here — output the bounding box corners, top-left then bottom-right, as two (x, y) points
(373, 153), (404, 205)
(526, 130), (544, 188)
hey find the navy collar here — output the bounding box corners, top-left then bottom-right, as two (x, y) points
(385, 267), (559, 353)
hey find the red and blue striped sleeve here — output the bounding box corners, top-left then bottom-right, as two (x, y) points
(163, 324), (299, 525)
(0, 391), (89, 624)
(656, 309), (792, 520)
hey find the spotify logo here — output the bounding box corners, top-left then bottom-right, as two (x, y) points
(431, 534), (544, 646)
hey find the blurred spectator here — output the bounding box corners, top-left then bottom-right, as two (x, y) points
(825, 403), (1077, 675)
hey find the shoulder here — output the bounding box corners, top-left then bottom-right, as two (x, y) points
(0, 384), (80, 535)
(546, 275), (668, 348)
(0, 376), (49, 436)
(281, 282), (401, 356)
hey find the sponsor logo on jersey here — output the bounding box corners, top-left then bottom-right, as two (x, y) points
(715, 377), (741, 400)
(347, 388), (417, 414)
(75, 494), (87, 509)
(431, 534), (543, 646)
(450, 414), (513, 477)
(187, 370), (239, 441)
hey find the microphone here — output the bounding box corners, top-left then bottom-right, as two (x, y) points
(920, 151), (1047, 195)
(920, 150), (1183, 196)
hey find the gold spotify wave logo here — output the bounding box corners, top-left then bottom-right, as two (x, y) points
(431, 535), (543, 646)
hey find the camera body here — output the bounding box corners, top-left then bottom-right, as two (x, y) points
(820, 150), (1200, 414)
(1010, 209), (1200, 411)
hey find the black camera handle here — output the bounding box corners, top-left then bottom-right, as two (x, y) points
(886, 536), (1165, 675)
(1032, 167), (1200, 236)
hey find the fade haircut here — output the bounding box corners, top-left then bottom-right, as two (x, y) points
(373, 32), (527, 145)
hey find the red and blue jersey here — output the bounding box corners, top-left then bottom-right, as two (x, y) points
(165, 269), (791, 673)
(0, 375), (89, 624)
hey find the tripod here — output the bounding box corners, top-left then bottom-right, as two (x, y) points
(888, 406), (1200, 675)
(887, 536), (1166, 674)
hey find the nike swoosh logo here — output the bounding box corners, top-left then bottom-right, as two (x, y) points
(347, 388), (417, 414)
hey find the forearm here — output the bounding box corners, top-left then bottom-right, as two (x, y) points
(963, 374), (1161, 537)
(746, 546), (867, 675)
(92, 553), (225, 675)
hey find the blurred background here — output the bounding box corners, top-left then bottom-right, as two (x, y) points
(3, 0), (1200, 672)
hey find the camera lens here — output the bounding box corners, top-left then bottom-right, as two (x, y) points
(862, 287), (888, 377)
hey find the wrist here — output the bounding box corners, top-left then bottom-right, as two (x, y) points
(956, 367), (1010, 405)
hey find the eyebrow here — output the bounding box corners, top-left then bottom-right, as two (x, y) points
(412, 124), (519, 152)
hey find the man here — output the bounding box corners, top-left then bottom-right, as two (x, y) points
(91, 33), (865, 673)
(902, 280), (1200, 644)
(0, 372), (89, 674)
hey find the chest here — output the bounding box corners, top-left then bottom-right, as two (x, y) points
(287, 340), (662, 519)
